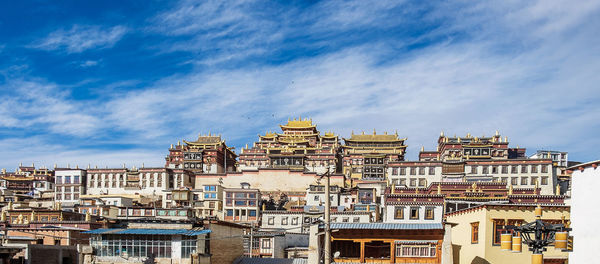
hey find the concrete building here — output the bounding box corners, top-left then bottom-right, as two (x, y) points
(223, 187), (260, 223)
(244, 231), (308, 259)
(86, 167), (185, 199)
(54, 168), (86, 207)
(446, 204), (570, 264)
(260, 210), (371, 233)
(85, 219), (212, 264)
(568, 160), (599, 263)
(382, 186), (444, 224)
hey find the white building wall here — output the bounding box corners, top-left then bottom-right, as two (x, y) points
(570, 162), (600, 263)
(383, 204), (443, 224)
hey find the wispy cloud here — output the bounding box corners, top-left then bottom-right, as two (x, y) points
(1, 0), (599, 169)
(31, 25), (127, 53)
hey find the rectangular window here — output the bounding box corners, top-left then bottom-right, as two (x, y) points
(521, 177), (528, 185)
(353, 217), (360, 223)
(410, 207), (419, 220)
(501, 177), (508, 184)
(521, 165), (528, 173)
(399, 179), (406, 186)
(392, 168), (398, 175)
(471, 222), (479, 244)
(531, 177), (538, 186)
(410, 167), (416, 175)
(291, 217), (298, 225)
(409, 179), (416, 187)
(541, 165), (548, 173)
(262, 239), (271, 249)
(429, 167), (435, 175)
(492, 166), (498, 174)
(394, 206), (404, 219)
(502, 166), (508, 174)
(471, 166), (477, 174)
(64, 176), (71, 184)
(249, 210), (257, 217)
(268, 217), (274, 225)
(511, 177), (518, 186)
(531, 165), (538, 173)
(425, 208), (434, 220)
(395, 244), (437, 257)
(482, 166), (489, 174)
(342, 217), (349, 222)
(400, 168), (406, 175)
(226, 209), (233, 216)
(541, 177), (548, 185)
(74, 176), (80, 184)
(418, 167), (425, 175)
(419, 178), (426, 187)
(281, 217), (288, 225)
(511, 166), (517, 174)
(56, 176), (62, 184)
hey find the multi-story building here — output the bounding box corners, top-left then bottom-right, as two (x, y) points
(304, 184), (342, 207)
(54, 167), (86, 207)
(341, 130), (407, 184)
(387, 160), (442, 188)
(166, 133), (237, 173)
(223, 187), (260, 223)
(86, 167), (183, 199)
(417, 132), (557, 195)
(238, 118), (340, 173)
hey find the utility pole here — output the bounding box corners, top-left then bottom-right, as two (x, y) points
(249, 222), (254, 258)
(324, 169), (331, 264)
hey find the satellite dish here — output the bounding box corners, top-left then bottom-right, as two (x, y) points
(334, 251), (341, 258)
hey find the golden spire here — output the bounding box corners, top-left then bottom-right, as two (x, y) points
(85, 210), (91, 222)
(509, 185), (513, 195)
(467, 132), (471, 138)
(495, 130), (499, 136)
(373, 128), (376, 135)
(421, 146), (424, 152)
(556, 185), (561, 195)
(457, 137), (461, 143)
(440, 131), (444, 137)
(30, 211), (36, 222)
(0, 210), (5, 222)
(504, 136), (508, 143)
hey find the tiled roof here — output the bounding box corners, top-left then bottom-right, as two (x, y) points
(83, 228), (210, 236)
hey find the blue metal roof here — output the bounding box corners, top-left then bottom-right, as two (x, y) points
(83, 228), (211, 236)
(329, 223), (443, 230)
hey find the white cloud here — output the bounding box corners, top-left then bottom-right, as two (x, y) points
(79, 60), (99, 67)
(31, 25), (127, 53)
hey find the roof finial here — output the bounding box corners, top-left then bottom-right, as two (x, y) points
(373, 128), (376, 135)
(361, 131), (365, 135)
(421, 146), (424, 152)
(440, 131), (444, 137)
(495, 130), (499, 136)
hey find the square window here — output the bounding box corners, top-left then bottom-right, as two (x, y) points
(268, 217), (274, 225)
(521, 177), (528, 185)
(541, 177), (548, 185)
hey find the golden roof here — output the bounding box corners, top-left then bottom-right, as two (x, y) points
(345, 132), (405, 142)
(280, 117), (315, 128)
(184, 133), (223, 145)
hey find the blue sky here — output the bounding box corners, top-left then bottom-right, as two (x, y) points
(1, 0), (599, 170)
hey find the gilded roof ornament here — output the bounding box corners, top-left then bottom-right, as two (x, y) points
(440, 131), (444, 137)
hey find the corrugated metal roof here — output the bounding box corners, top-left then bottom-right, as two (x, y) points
(234, 258), (307, 264)
(329, 223), (443, 230)
(83, 228), (211, 236)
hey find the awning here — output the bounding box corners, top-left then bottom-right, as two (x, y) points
(83, 228), (211, 236)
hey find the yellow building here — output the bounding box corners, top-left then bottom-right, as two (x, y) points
(446, 204), (570, 264)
